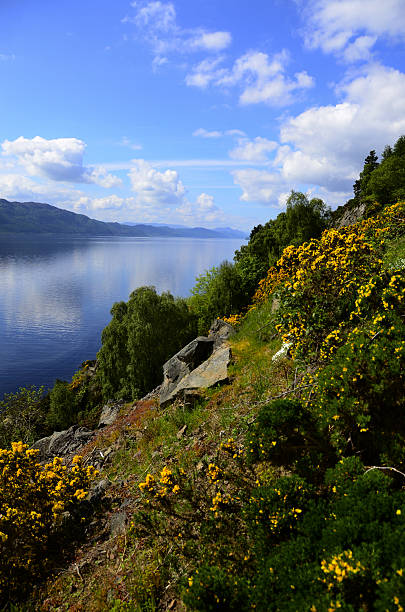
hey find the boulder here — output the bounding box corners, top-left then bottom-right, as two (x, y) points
(208, 319), (235, 348)
(335, 202), (366, 228)
(98, 400), (124, 428)
(160, 337), (214, 404)
(160, 345), (231, 406)
(31, 425), (94, 462)
(272, 342), (292, 362)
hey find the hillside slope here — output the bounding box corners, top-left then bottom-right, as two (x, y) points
(2, 202), (399, 611)
(0, 199), (242, 238)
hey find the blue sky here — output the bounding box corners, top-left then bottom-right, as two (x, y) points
(1, 0), (405, 231)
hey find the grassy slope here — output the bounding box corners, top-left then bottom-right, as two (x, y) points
(33, 300), (289, 611)
(25, 216), (405, 611)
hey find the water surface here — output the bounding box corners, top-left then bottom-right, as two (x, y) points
(0, 235), (244, 398)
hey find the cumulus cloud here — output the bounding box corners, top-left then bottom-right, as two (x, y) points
(277, 64), (405, 192)
(2, 136), (121, 187)
(186, 50), (314, 106)
(229, 137), (277, 162)
(125, 1), (231, 60)
(230, 64), (405, 207)
(128, 158), (186, 205)
(303, 0), (405, 61)
(127, 158), (226, 225)
(232, 169), (283, 204)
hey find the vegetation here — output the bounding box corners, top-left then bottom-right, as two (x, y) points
(333, 135), (405, 223)
(0, 444), (98, 605)
(97, 286), (198, 401)
(188, 191), (331, 332)
(0, 386), (49, 448)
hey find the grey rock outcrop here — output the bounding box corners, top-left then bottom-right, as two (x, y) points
(98, 400), (124, 428)
(31, 425), (94, 463)
(159, 320), (234, 406)
(335, 202), (366, 228)
(207, 319), (235, 348)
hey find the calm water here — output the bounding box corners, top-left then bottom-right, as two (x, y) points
(0, 235), (244, 399)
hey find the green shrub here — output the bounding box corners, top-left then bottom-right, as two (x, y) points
(0, 386), (48, 447)
(183, 564), (250, 611)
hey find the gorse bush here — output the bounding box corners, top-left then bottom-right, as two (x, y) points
(234, 191), (331, 297)
(0, 443), (98, 603)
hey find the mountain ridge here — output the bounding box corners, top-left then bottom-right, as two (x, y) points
(0, 199), (246, 239)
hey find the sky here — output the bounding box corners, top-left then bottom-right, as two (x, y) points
(1, 0), (405, 232)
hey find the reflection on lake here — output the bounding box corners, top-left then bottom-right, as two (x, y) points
(0, 235), (244, 398)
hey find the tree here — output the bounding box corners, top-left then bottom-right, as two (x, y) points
(97, 287), (198, 400)
(189, 262), (247, 334)
(234, 192), (330, 300)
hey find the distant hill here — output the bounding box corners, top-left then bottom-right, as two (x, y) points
(123, 220), (246, 238)
(0, 199), (245, 239)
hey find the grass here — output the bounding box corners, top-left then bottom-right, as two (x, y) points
(28, 303), (292, 611)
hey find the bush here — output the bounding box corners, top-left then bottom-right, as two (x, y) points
(246, 399), (328, 478)
(0, 386), (48, 448)
(183, 564), (250, 611)
(0, 443), (98, 603)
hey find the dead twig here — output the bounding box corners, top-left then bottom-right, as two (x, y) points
(364, 466), (405, 479)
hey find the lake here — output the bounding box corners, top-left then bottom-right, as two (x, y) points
(0, 235), (245, 399)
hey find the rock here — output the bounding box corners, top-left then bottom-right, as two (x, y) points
(110, 511), (127, 537)
(88, 478), (110, 504)
(98, 400), (124, 428)
(32, 425), (94, 463)
(160, 337), (214, 405)
(272, 342), (292, 362)
(335, 202), (366, 228)
(160, 346), (231, 406)
(177, 424), (187, 439)
(208, 319), (235, 348)
(159, 319), (234, 407)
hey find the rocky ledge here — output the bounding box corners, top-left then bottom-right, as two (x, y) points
(31, 320), (235, 464)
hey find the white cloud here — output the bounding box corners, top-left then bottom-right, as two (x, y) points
(126, 159), (227, 225)
(0, 173), (85, 204)
(2, 136), (121, 187)
(192, 127), (247, 139)
(185, 56), (226, 88)
(232, 169), (283, 204)
(128, 158), (186, 205)
(119, 136), (143, 150)
(277, 64), (405, 192)
(131, 0), (176, 32)
(126, 1), (231, 58)
(230, 64), (405, 207)
(193, 128), (223, 139)
(190, 31), (232, 52)
(90, 195), (125, 210)
(0, 53), (15, 61)
(304, 0), (405, 61)
(186, 50), (314, 106)
(229, 137), (277, 162)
